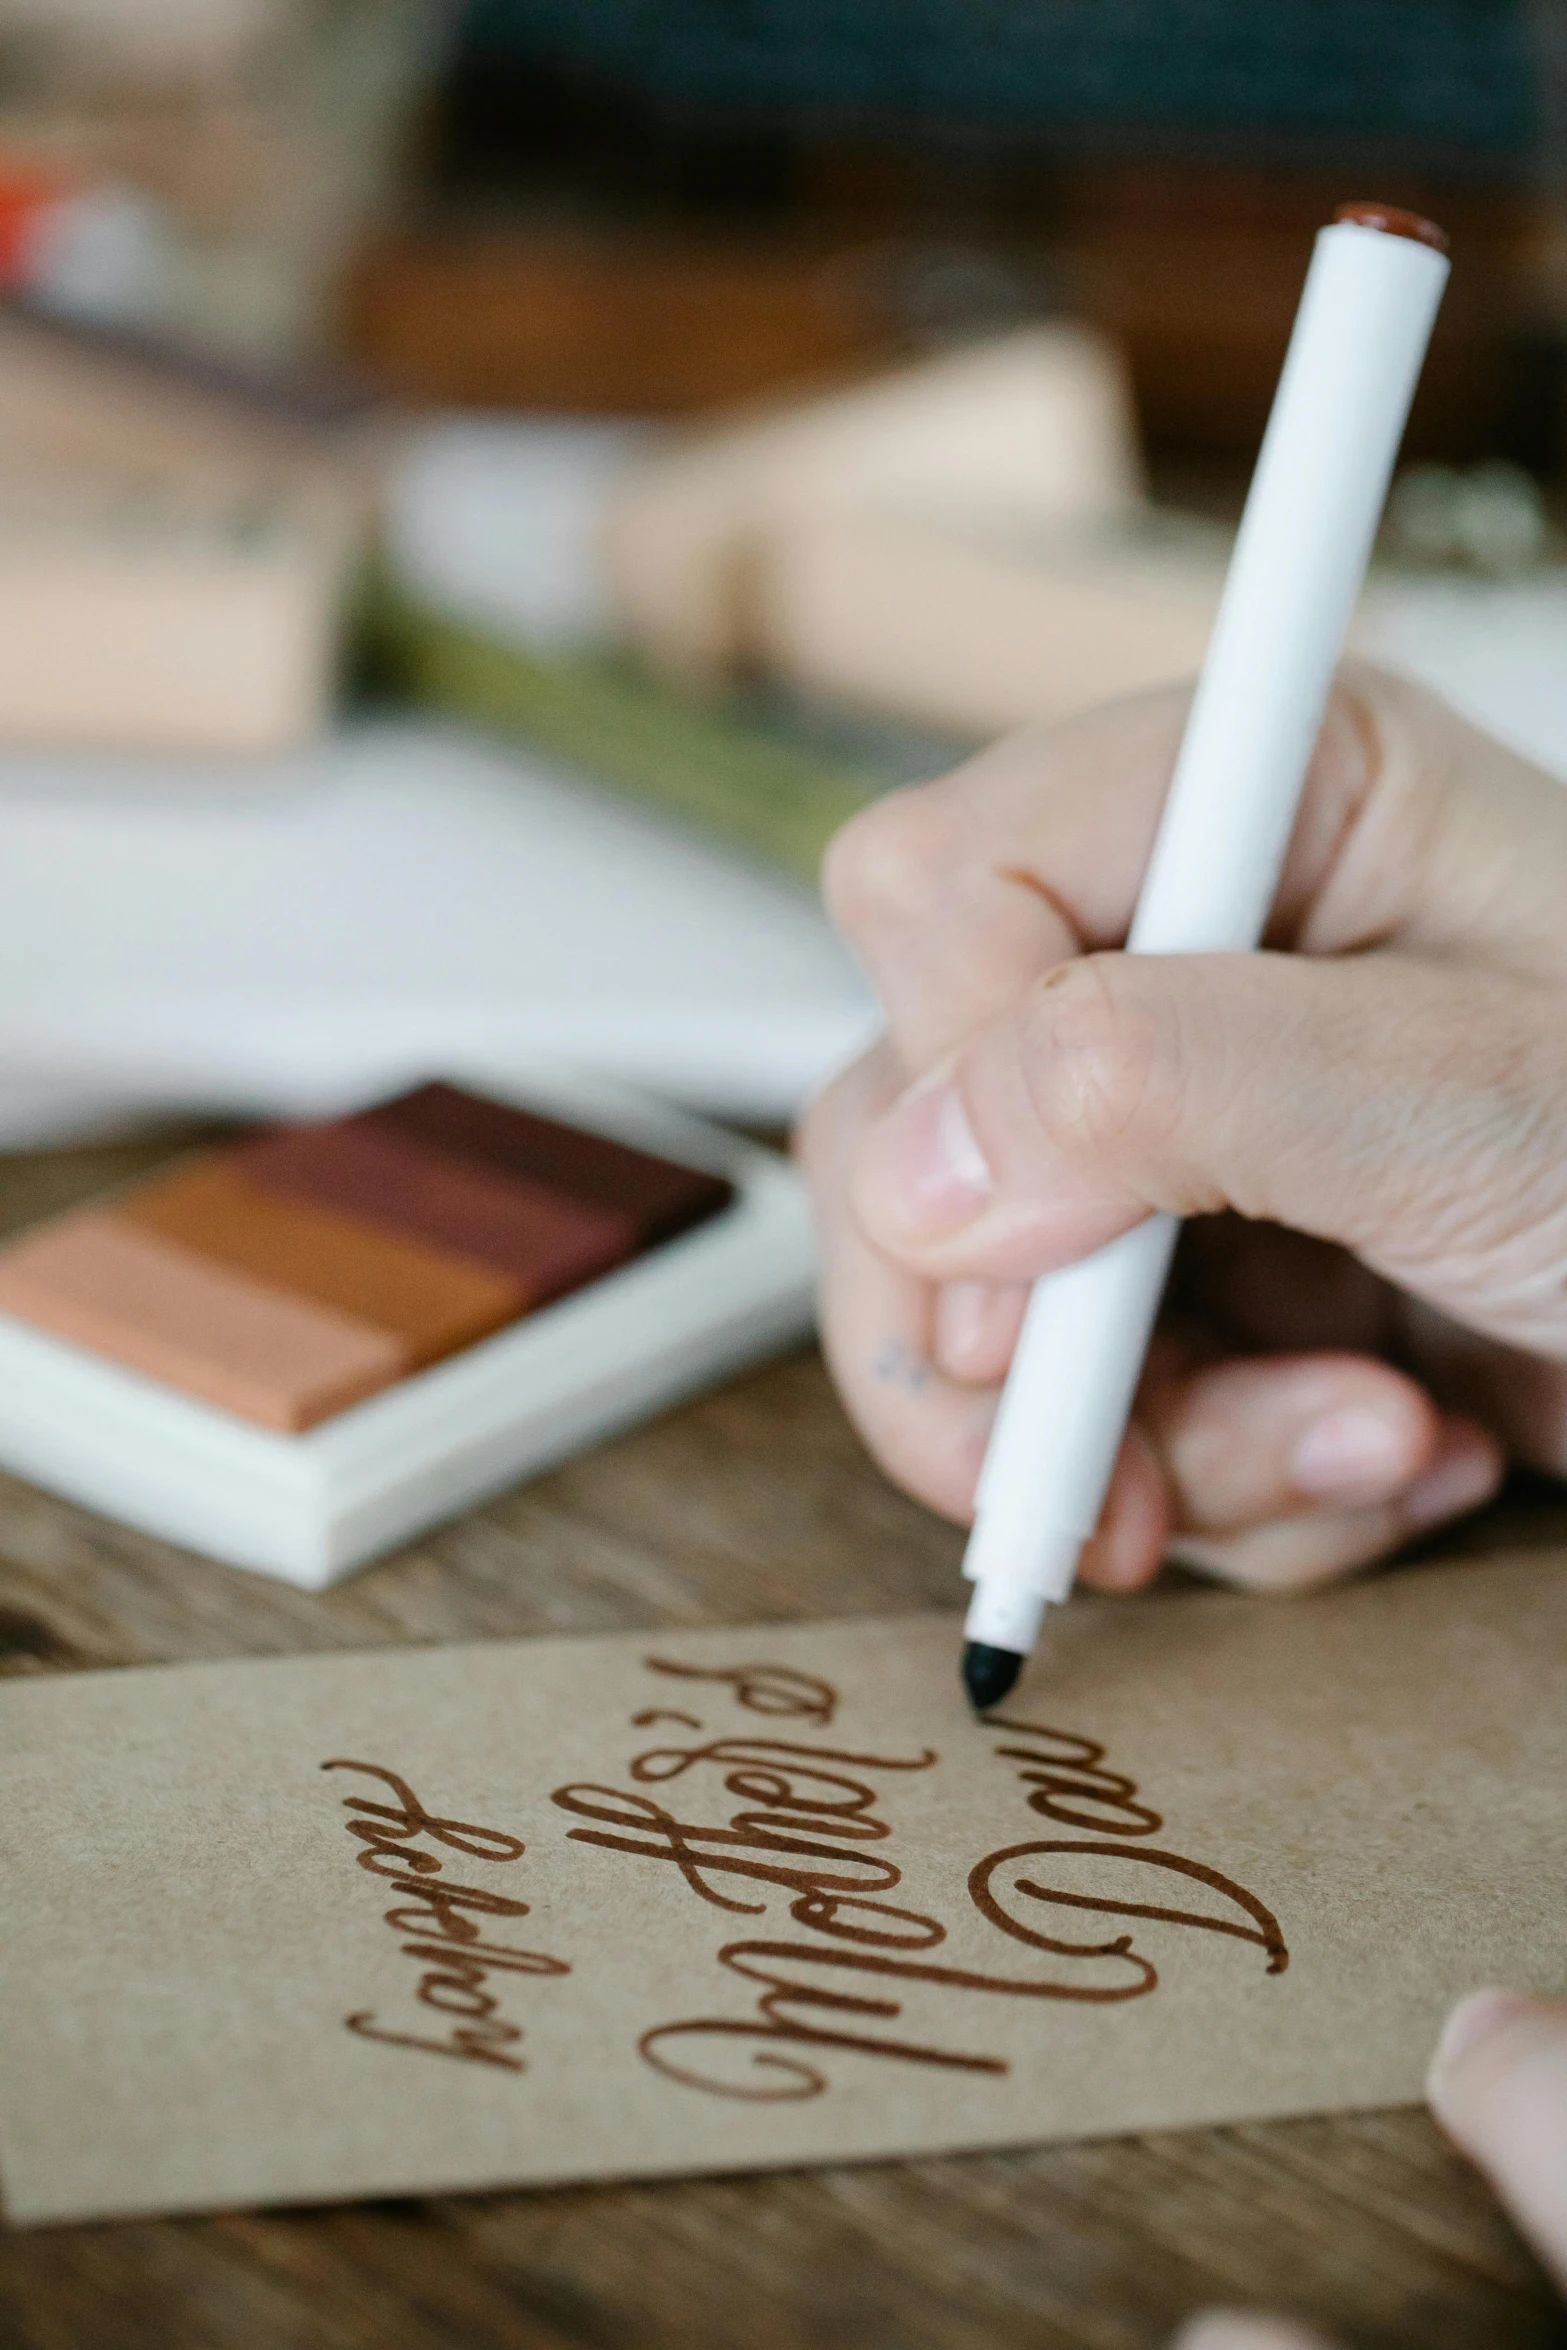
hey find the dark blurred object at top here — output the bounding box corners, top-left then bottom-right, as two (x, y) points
(447, 0), (1543, 184)
(342, 0), (1567, 475)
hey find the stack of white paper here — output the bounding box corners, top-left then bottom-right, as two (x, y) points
(0, 718), (876, 1145)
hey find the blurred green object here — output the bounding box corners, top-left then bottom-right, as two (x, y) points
(368, 586), (883, 884)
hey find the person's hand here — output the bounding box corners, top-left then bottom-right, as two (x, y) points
(1171, 1987), (1567, 2347)
(797, 665), (1567, 1590)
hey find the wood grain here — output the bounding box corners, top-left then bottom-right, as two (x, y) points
(0, 1128), (1561, 2350)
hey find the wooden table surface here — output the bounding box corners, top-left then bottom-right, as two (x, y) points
(0, 1128), (1561, 2350)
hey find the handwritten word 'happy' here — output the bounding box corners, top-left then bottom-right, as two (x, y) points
(324, 1758), (569, 2073)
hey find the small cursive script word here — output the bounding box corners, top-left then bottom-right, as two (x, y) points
(640, 1655), (838, 1727)
(324, 1758), (569, 2073)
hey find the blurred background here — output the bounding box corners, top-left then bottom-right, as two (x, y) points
(0, 0), (1562, 1145)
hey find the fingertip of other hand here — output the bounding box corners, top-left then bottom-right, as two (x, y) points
(1425, 1985), (1567, 2290)
(1423, 1984), (1567, 2294)
(1429, 1989), (1539, 2090)
(1426, 1986), (1567, 2126)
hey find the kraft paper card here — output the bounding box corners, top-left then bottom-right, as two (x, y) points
(0, 1550), (1563, 2226)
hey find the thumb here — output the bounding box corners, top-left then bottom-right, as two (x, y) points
(1427, 1988), (1567, 2290)
(850, 950), (1567, 1357)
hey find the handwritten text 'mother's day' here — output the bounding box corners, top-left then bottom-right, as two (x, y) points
(322, 1657), (1286, 2095)
(550, 1657), (1288, 2101)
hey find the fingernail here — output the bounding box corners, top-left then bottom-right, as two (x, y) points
(1403, 1443), (1500, 1530)
(863, 1072), (993, 1236)
(1428, 1987), (1534, 2090)
(1291, 1409), (1411, 1503)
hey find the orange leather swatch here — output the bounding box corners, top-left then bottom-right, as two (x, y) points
(0, 1214), (404, 1431)
(119, 1159), (526, 1369)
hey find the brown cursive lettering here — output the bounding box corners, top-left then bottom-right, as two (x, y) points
(324, 1759), (569, 2071)
(638, 1928), (1157, 2101)
(971, 1841), (1289, 1977)
(643, 1657), (840, 1725)
(559, 1663), (1290, 2102)
(345, 2013), (526, 2070)
(555, 1731), (937, 1923)
(986, 1718), (1164, 1836)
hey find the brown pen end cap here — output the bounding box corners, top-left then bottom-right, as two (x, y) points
(1333, 201), (1448, 254)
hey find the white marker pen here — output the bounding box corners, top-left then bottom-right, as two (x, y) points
(961, 201), (1451, 1711)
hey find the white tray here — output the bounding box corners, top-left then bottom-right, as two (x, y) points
(0, 1058), (817, 1586)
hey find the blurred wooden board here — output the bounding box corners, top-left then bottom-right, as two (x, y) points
(342, 226), (898, 413)
(339, 176), (1564, 474)
(0, 1126), (1561, 2350)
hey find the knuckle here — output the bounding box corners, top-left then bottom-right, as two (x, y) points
(1015, 955), (1186, 1168)
(821, 783), (962, 942)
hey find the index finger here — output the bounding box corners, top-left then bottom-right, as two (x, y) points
(822, 665), (1567, 1075)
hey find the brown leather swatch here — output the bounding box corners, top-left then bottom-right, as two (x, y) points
(368, 1083), (734, 1247)
(238, 1120), (637, 1306)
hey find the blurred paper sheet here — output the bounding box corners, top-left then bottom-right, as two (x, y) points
(0, 719), (875, 1138)
(1357, 570), (1567, 782)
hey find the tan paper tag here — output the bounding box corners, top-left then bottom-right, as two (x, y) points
(1, 1551), (1562, 2224)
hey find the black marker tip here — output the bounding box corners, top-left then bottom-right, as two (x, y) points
(962, 1640), (1022, 1713)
